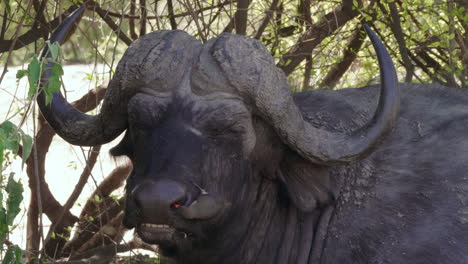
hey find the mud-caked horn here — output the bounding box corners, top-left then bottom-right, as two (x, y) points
(37, 5), (128, 145)
(38, 6), (201, 146)
(209, 24), (399, 165)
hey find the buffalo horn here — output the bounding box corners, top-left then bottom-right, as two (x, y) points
(273, 24), (399, 165)
(38, 5), (128, 146)
(214, 25), (399, 165)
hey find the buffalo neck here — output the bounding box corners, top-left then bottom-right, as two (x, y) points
(176, 175), (330, 264)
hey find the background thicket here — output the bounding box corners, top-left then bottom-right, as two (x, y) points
(0, 0), (467, 263)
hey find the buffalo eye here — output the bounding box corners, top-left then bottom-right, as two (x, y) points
(204, 117), (246, 137)
(128, 94), (169, 129)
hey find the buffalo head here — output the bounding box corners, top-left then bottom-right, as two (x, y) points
(38, 6), (399, 262)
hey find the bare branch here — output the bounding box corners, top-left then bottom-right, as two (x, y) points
(139, 0), (147, 36)
(278, 0), (360, 76)
(182, 0), (206, 41)
(318, 25), (366, 89)
(384, 2), (414, 82)
(87, 1), (133, 46)
(408, 50), (446, 85)
(302, 55), (313, 90)
(26, 85), (107, 260)
(0, 9), (7, 41)
(167, 0), (178, 29)
(80, 164), (132, 219)
(102, 0), (236, 20)
(72, 213), (125, 254)
(32, 0), (48, 35)
(0, 0), (34, 86)
(44, 145), (102, 258)
(62, 198), (124, 257)
(129, 0), (138, 40)
(45, 240), (158, 264)
(254, 0), (280, 39)
(62, 163), (131, 257)
(234, 0), (249, 35)
(0, 5), (80, 54)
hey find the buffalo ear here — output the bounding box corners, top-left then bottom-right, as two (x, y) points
(279, 151), (335, 212)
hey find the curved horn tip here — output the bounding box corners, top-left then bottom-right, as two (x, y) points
(364, 23), (399, 89)
(49, 5), (86, 45)
(37, 4), (126, 146)
(362, 24), (394, 66)
(363, 24), (385, 51)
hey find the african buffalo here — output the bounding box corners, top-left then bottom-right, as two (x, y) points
(37, 6), (468, 264)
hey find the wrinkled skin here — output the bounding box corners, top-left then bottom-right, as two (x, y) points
(294, 84), (468, 264)
(113, 83), (468, 264)
(112, 95), (257, 260)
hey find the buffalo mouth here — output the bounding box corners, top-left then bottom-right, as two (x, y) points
(136, 223), (189, 245)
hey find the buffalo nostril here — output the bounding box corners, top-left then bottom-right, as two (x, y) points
(133, 179), (188, 221)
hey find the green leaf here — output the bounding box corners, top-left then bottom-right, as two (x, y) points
(2, 245), (23, 264)
(83, 73), (94, 81)
(44, 63), (64, 105)
(2, 247), (14, 264)
(0, 121), (20, 153)
(14, 245), (22, 264)
(0, 193), (4, 239)
(21, 133), (32, 166)
(27, 57), (41, 97)
(110, 194), (120, 206)
(6, 174), (23, 226)
(52, 63), (64, 76)
(0, 121), (32, 169)
(0, 147), (4, 171)
(47, 41), (60, 61)
(16, 70), (28, 80)
(94, 195), (102, 203)
(0, 207), (8, 245)
(47, 76), (61, 94)
(0, 183), (3, 204)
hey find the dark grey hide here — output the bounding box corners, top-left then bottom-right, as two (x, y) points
(295, 84), (468, 264)
(37, 6), (468, 264)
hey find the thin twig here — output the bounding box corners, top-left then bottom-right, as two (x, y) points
(33, 104), (46, 260)
(182, 0), (206, 42)
(43, 146), (102, 258)
(278, 0), (361, 75)
(254, 0), (280, 39)
(129, 0), (137, 40)
(88, 0), (133, 45)
(139, 0), (147, 36)
(385, 1), (414, 82)
(0, 9), (8, 40)
(0, 5), (80, 53)
(0, 0), (34, 86)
